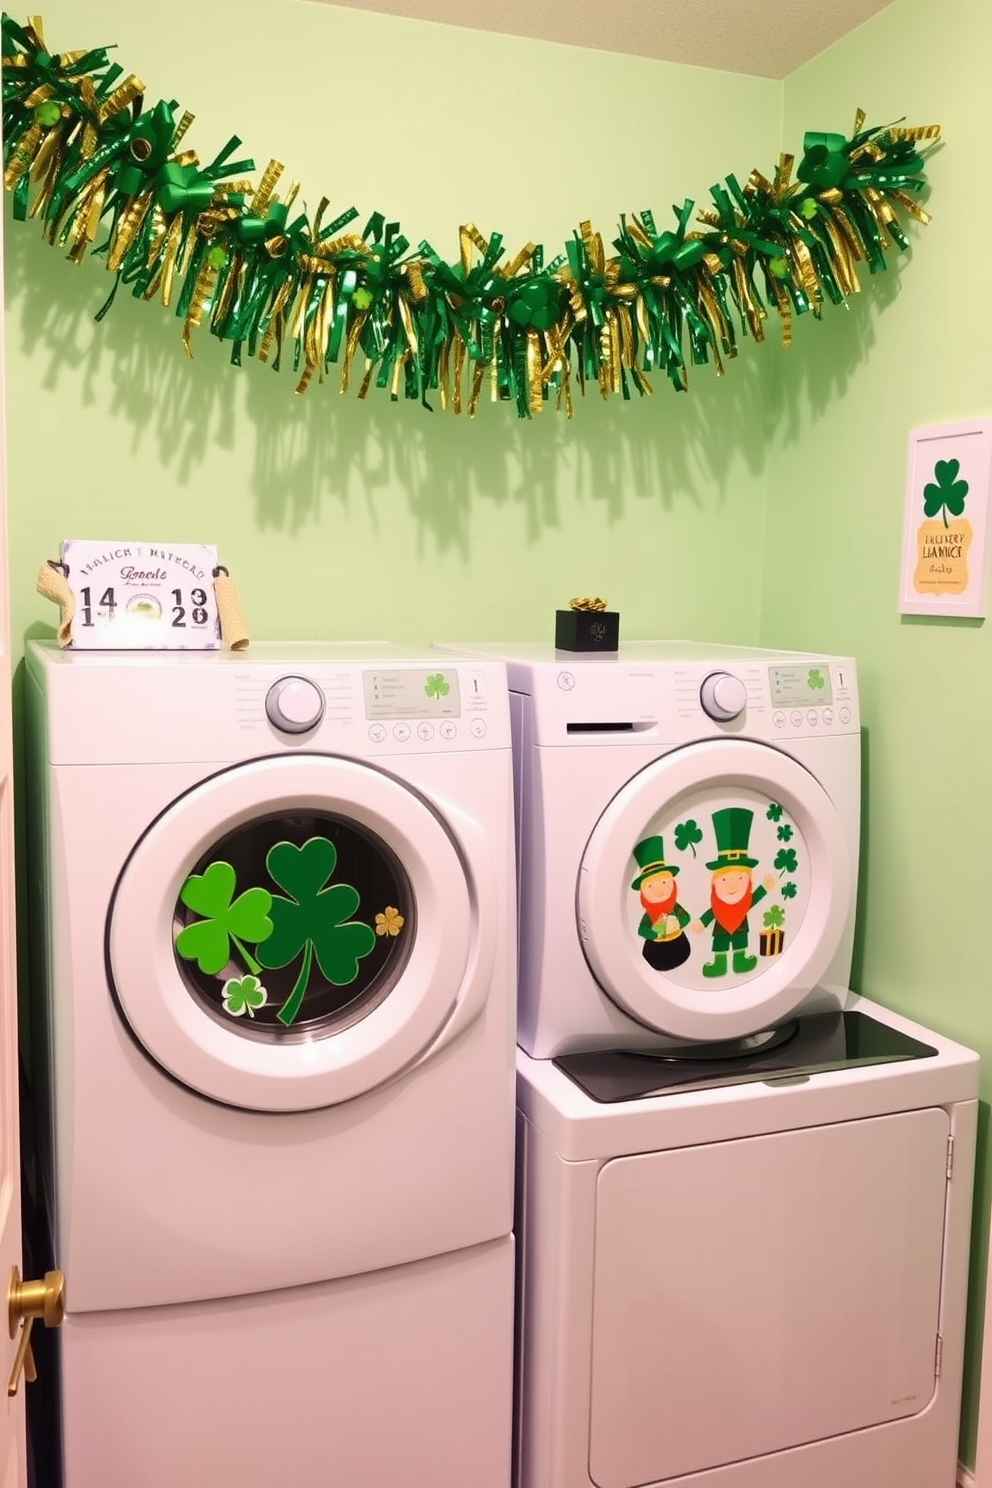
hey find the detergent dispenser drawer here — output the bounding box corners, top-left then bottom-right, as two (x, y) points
(588, 1107), (949, 1487)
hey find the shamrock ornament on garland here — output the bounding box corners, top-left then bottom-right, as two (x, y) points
(1, 12), (941, 420)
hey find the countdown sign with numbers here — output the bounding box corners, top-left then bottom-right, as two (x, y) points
(60, 540), (221, 650)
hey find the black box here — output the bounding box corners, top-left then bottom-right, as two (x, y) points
(554, 608), (620, 652)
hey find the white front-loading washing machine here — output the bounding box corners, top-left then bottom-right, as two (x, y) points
(26, 641), (516, 1488)
(435, 640), (978, 1488)
(436, 640), (862, 1055)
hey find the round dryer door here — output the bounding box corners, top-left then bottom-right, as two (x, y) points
(108, 755), (490, 1111)
(577, 739), (852, 1041)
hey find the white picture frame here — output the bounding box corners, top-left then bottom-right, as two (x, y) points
(899, 418), (992, 618)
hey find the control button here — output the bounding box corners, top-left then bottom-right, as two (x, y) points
(469, 718), (488, 739)
(265, 676), (325, 734)
(790, 710), (803, 728)
(773, 712), (786, 729)
(806, 710), (819, 727)
(699, 671), (747, 722)
(417, 722), (435, 741)
(368, 723), (387, 743)
(393, 722), (411, 742)
(823, 708), (834, 725)
(440, 721), (457, 740)
(839, 706), (852, 724)
(557, 671), (575, 691)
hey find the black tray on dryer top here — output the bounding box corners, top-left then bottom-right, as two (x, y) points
(552, 1010), (937, 1104)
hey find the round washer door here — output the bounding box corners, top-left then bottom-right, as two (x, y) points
(577, 739), (852, 1041)
(109, 755), (479, 1111)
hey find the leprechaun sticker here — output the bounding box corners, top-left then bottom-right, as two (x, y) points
(628, 792), (807, 990)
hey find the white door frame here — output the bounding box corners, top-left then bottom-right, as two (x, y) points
(0, 195), (26, 1486)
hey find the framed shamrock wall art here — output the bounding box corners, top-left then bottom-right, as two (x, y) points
(899, 419), (992, 618)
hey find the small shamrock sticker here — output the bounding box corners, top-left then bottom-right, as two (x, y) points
(923, 458), (969, 531)
(175, 862), (273, 976)
(781, 881), (798, 900)
(674, 820), (704, 858)
(424, 673), (450, 699)
(352, 286), (374, 311)
(375, 906), (405, 937)
(763, 905), (785, 929)
(766, 803), (784, 822)
(776, 824), (793, 842)
(774, 847), (798, 877)
(222, 975), (268, 1019)
(807, 668), (825, 690)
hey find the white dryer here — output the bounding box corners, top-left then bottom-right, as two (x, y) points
(436, 640), (860, 1055)
(26, 641), (516, 1488)
(516, 1009), (978, 1488)
(436, 641), (978, 1488)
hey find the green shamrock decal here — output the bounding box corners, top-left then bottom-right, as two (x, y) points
(674, 819), (704, 858)
(781, 881), (798, 900)
(807, 668), (825, 690)
(424, 672), (450, 699)
(766, 803), (783, 822)
(776, 824), (793, 842)
(175, 862), (273, 976)
(774, 847), (798, 877)
(256, 837), (376, 1027)
(923, 458), (969, 530)
(222, 974), (268, 1019)
(763, 905), (785, 929)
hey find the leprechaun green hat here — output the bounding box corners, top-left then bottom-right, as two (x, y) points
(630, 835), (680, 890)
(705, 806), (759, 871)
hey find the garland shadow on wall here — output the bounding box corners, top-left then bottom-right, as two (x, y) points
(2, 13), (939, 421)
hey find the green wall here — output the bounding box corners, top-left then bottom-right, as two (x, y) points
(7, 0), (991, 1471)
(4, 0), (780, 651)
(768, 0), (992, 1465)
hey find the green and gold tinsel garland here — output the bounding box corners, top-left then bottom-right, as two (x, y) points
(2, 13), (940, 419)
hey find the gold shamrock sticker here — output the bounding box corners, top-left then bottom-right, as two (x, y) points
(375, 906), (405, 937)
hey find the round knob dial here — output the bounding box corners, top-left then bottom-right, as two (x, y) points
(265, 676), (325, 734)
(700, 671), (747, 723)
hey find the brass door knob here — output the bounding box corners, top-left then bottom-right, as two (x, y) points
(7, 1266), (65, 1397)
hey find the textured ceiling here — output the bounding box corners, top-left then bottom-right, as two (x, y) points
(309, 0), (895, 78)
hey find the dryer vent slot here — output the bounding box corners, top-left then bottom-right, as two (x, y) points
(566, 721), (653, 734)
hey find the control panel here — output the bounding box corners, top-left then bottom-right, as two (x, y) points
(244, 663), (503, 752)
(527, 656), (858, 746)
